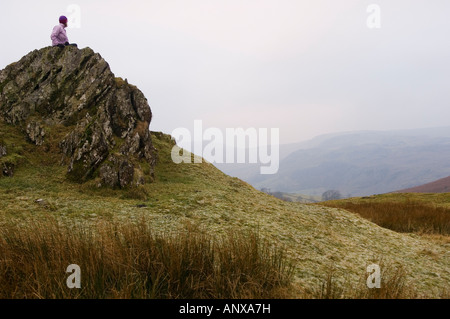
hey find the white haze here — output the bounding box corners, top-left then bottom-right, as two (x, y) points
(1, 0), (449, 145)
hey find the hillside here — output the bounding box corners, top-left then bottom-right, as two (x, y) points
(0, 48), (449, 298)
(394, 176), (450, 194)
(0, 124), (448, 297)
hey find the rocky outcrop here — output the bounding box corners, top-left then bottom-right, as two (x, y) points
(26, 121), (46, 146)
(0, 46), (156, 187)
(99, 156), (139, 188)
(0, 144), (6, 158)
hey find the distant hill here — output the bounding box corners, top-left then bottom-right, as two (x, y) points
(216, 127), (450, 197)
(394, 176), (450, 193)
(260, 189), (321, 203)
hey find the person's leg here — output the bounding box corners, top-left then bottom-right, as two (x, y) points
(64, 42), (78, 48)
(57, 44), (65, 48)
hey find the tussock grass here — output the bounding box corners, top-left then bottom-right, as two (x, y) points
(313, 261), (418, 299)
(0, 216), (294, 299)
(321, 200), (450, 235)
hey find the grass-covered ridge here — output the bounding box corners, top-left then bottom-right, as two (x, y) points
(0, 128), (449, 298)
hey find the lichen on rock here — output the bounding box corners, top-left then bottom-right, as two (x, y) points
(26, 121), (46, 146)
(0, 46), (157, 187)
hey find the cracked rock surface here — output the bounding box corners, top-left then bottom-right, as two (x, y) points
(0, 46), (156, 187)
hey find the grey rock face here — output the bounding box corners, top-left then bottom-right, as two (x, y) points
(0, 46), (156, 187)
(26, 121), (46, 145)
(99, 155), (135, 188)
(0, 144), (6, 158)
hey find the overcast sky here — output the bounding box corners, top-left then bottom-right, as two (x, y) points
(1, 0), (449, 145)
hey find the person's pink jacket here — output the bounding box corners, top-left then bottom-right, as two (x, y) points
(51, 23), (69, 46)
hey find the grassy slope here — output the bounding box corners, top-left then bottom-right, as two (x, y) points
(0, 125), (448, 297)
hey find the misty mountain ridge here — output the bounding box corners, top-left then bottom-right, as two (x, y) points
(216, 127), (450, 197)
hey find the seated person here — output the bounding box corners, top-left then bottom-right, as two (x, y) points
(51, 16), (77, 48)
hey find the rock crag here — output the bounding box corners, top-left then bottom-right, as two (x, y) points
(0, 46), (156, 187)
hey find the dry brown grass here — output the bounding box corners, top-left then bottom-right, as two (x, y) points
(321, 200), (450, 235)
(308, 261), (419, 299)
(0, 216), (294, 299)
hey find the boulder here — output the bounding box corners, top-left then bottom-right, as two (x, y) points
(26, 121), (45, 146)
(0, 144), (6, 158)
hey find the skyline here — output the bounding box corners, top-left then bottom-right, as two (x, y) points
(1, 0), (450, 145)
